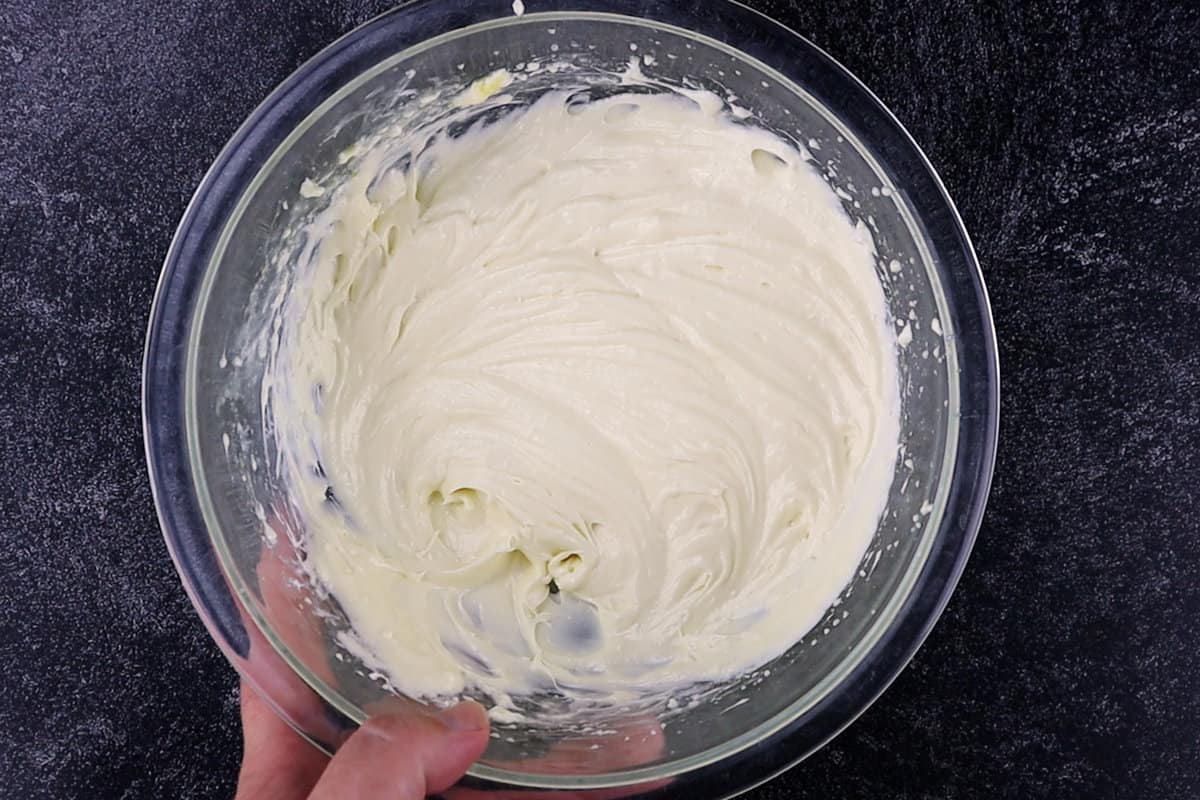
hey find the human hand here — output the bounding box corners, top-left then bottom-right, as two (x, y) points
(235, 681), (491, 800)
(443, 714), (673, 800)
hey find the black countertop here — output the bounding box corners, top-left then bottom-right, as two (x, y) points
(3, 1), (1199, 797)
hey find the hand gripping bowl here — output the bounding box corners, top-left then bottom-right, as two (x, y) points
(142, 1), (998, 796)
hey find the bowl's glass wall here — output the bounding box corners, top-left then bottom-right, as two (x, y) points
(188, 13), (955, 782)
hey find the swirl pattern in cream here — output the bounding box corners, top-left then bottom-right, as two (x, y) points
(274, 90), (900, 712)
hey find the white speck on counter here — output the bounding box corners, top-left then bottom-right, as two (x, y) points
(512, 0), (524, 15)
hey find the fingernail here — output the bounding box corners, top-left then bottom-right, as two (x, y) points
(438, 701), (488, 732)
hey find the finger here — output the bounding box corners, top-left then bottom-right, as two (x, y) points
(444, 776), (675, 800)
(308, 701), (490, 800)
(235, 681), (330, 800)
(444, 713), (672, 800)
(256, 517), (339, 686)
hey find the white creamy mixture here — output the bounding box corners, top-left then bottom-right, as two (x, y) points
(274, 88), (900, 711)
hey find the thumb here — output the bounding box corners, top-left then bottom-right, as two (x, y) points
(308, 701), (490, 800)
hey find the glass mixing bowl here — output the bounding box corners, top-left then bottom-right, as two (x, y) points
(143, 1), (998, 796)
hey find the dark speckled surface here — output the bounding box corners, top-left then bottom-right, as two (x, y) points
(2, 0), (1199, 797)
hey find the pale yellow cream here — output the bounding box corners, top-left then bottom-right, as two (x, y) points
(274, 91), (900, 712)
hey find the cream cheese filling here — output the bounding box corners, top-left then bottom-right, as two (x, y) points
(272, 89), (900, 712)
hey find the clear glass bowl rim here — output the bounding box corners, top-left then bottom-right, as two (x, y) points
(142, 1), (999, 796)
